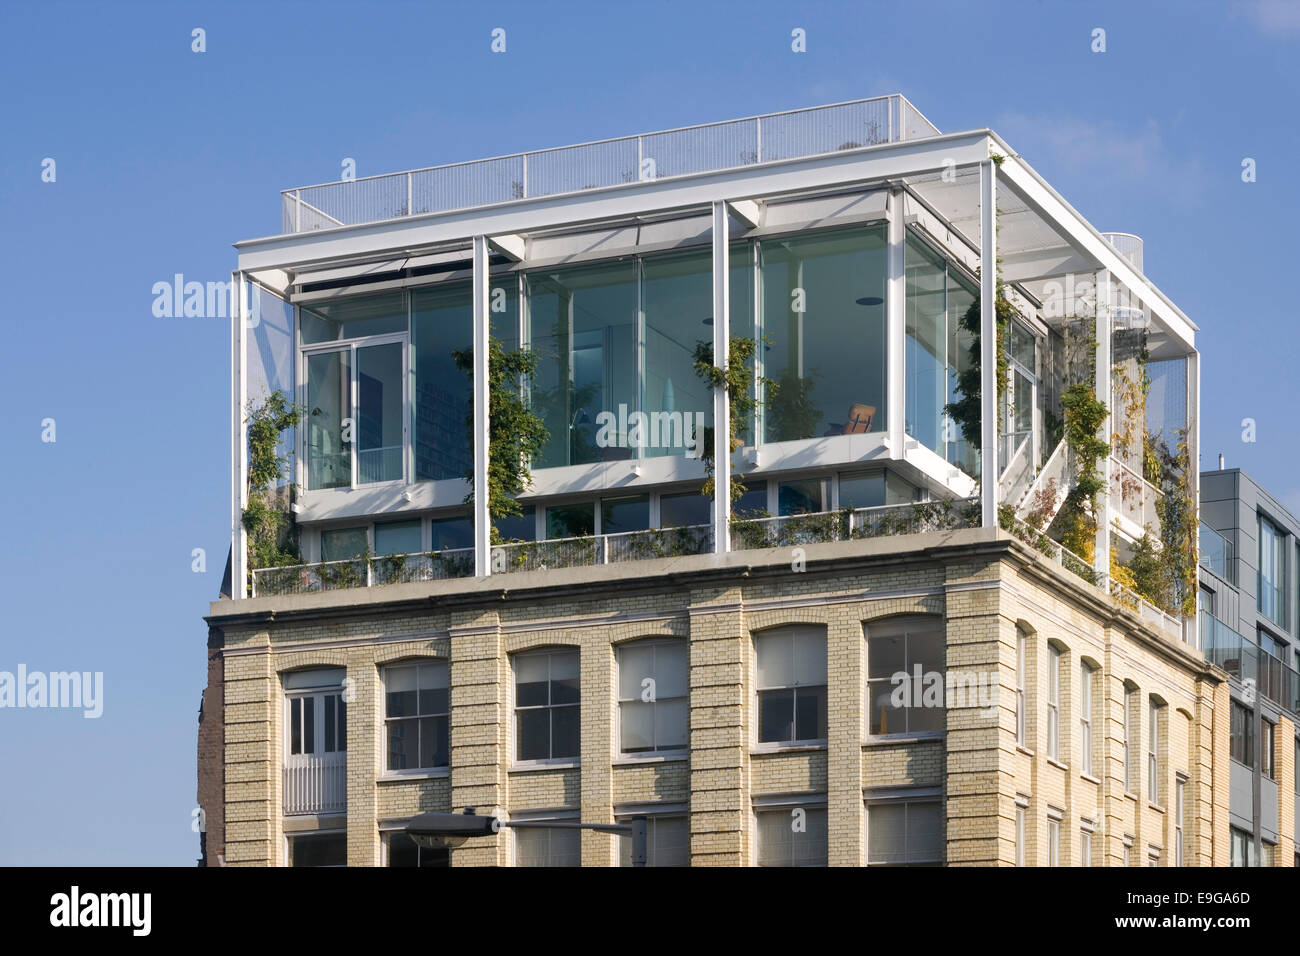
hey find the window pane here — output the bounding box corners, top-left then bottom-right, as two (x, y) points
(660, 491), (711, 528)
(515, 655), (549, 708)
(655, 698), (689, 750)
(839, 472), (885, 510)
(758, 807), (827, 867)
(290, 697), (302, 755)
(758, 688), (794, 743)
(905, 234), (947, 455)
(868, 803), (906, 864)
(867, 632), (906, 682)
(301, 291), (406, 344)
(516, 709), (551, 761)
(760, 226), (888, 443)
(778, 479), (826, 516)
(387, 831), (420, 867)
(620, 700), (655, 753)
(618, 644), (655, 701)
(429, 516), (473, 551)
(528, 261), (638, 468)
(419, 715), (448, 768)
(655, 642), (688, 700)
(905, 802), (942, 862)
(551, 705), (580, 759)
(324, 694), (337, 751)
(388, 717), (417, 770)
(547, 503), (594, 539)
(549, 651), (580, 705)
(412, 284), (472, 481)
(306, 349), (352, 490)
(301, 696), (315, 754)
(375, 520), (421, 556)
(494, 506), (536, 542)
(386, 666), (417, 717)
(946, 270), (978, 476)
(794, 684), (827, 740)
(601, 495), (650, 535)
(356, 341), (404, 484)
(907, 626), (945, 675)
(289, 832), (347, 867)
(642, 250), (714, 459)
(794, 631), (827, 685)
(321, 526), (367, 562)
(756, 633), (794, 688)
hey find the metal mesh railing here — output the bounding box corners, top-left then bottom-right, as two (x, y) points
(250, 548), (475, 597)
(1198, 523), (1234, 583)
(730, 499), (979, 550)
(279, 94), (939, 233)
(493, 524), (713, 574)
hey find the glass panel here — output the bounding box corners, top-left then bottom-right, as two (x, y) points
(301, 291), (406, 344)
(290, 697), (302, 755)
(388, 717), (416, 769)
(549, 650), (580, 705)
(643, 250), (714, 458)
(324, 694), (337, 751)
(601, 495), (650, 535)
(494, 506), (535, 542)
(321, 527), (367, 562)
(908, 626), (945, 675)
(490, 278), (520, 354)
(660, 491), (710, 528)
(1010, 322), (1036, 369)
(516, 709), (550, 761)
(528, 260), (638, 468)
(417, 662), (449, 714)
(387, 831), (420, 867)
(760, 226), (888, 443)
(1013, 367), (1033, 436)
(867, 631), (906, 682)
(515, 654), (549, 708)
(289, 832), (347, 867)
(793, 684), (827, 740)
(839, 472), (885, 510)
(375, 520), (421, 556)
(412, 284), (473, 482)
(419, 715), (448, 767)
(778, 479), (826, 516)
(758, 688), (794, 743)
(386, 665), (416, 717)
(301, 696), (315, 755)
(756, 632), (794, 688)
(551, 705), (580, 758)
(547, 503), (594, 539)
(430, 516), (474, 551)
(356, 341), (404, 483)
(620, 700), (654, 752)
(306, 349), (352, 489)
(655, 642), (688, 700)
(794, 630), (827, 685)
(905, 234), (946, 455)
(618, 644), (655, 701)
(868, 802), (906, 864)
(655, 698), (688, 750)
(729, 242), (756, 445)
(946, 271), (978, 476)
(732, 485), (767, 518)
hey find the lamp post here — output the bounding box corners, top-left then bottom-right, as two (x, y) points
(406, 808), (648, 867)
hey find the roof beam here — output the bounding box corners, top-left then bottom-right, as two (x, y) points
(487, 233), (526, 261)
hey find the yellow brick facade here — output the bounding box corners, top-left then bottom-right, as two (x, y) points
(207, 528), (1238, 866)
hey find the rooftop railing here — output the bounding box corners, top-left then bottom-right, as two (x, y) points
(280, 94), (940, 234)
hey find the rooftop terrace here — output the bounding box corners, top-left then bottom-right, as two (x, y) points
(279, 94), (939, 233)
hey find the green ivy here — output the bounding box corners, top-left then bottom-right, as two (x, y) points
(692, 336), (772, 505)
(944, 273), (1013, 450)
(242, 390), (303, 572)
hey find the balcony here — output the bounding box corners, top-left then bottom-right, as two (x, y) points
(279, 94), (939, 234)
(250, 500), (979, 597)
(1199, 523), (1234, 583)
(1201, 611), (1300, 715)
(284, 754), (346, 815)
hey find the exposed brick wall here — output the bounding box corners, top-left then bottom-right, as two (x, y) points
(196, 626), (225, 866)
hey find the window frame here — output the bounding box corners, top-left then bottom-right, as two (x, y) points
(381, 659), (450, 776)
(754, 626), (829, 749)
(1046, 644), (1061, 762)
(511, 647), (582, 767)
(865, 616), (946, 740)
(1079, 661), (1094, 776)
(615, 638), (689, 758)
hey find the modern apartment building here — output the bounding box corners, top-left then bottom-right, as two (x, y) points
(198, 95), (1235, 866)
(1199, 468), (1300, 866)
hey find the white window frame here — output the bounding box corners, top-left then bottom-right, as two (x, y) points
(1123, 686), (1136, 793)
(1046, 807), (1062, 867)
(751, 793), (829, 868)
(299, 329), (410, 493)
(381, 659), (450, 777)
(1046, 644), (1061, 761)
(615, 638), (689, 758)
(614, 805), (690, 868)
(865, 616), (945, 741)
(511, 647), (581, 768)
(1014, 793), (1029, 867)
(1015, 629), (1027, 747)
(864, 790), (944, 867)
(1175, 775), (1186, 866)
(754, 625), (828, 749)
(1079, 662), (1094, 776)
(509, 809), (582, 867)
(1148, 698), (1161, 805)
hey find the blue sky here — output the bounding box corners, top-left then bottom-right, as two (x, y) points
(0, 0), (1296, 864)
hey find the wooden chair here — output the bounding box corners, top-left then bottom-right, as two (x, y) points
(842, 403), (875, 434)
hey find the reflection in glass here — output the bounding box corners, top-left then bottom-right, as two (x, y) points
(357, 342), (404, 483)
(306, 349), (351, 489)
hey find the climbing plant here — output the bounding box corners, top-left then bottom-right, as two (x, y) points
(242, 389), (303, 571)
(692, 336), (772, 505)
(452, 338), (549, 541)
(944, 273), (1013, 450)
(1054, 382), (1109, 563)
(1155, 431), (1198, 616)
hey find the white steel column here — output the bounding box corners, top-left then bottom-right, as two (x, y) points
(1187, 348), (1201, 647)
(886, 189), (906, 456)
(472, 236), (491, 577)
(979, 161), (999, 527)
(232, 271), (248, 599)
(712, 201), (731, 555)
(1094, 270), (1112, 584)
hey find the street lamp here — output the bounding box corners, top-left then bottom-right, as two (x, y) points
(406, 807), (648, 866)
